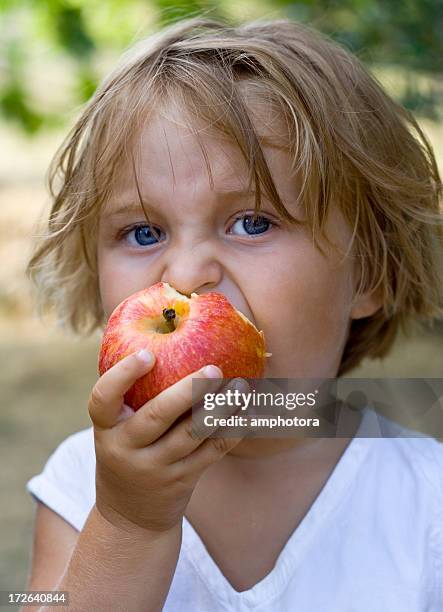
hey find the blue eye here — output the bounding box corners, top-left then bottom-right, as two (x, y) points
(123, 224), (164, 247)
(229, 214), (273, 236)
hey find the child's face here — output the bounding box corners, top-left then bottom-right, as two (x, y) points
(97, 102), (375, 379)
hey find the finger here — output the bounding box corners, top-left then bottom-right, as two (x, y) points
(116, 403), (136, 424)
(119, 364), (224, 448)
(88, 349), (155, 430)
(177, 432), (248, 476)
(153, 378), (250, 464)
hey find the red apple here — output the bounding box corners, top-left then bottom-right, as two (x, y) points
(98, 282), (271, 410)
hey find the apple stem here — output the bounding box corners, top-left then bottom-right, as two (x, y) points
(162, 308), (176, 332)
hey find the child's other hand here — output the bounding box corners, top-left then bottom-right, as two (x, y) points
(88, 350), (247, 534)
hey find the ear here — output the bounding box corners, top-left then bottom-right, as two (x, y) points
(350, 287), (383, 320)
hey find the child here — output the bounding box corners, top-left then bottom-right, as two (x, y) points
(24, 16), (443, 611)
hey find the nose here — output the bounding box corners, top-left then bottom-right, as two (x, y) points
(160, 239), (223, 297)
(159, 238), (257, 327)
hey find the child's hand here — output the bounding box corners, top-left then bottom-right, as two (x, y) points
(88, 350), (248, 534)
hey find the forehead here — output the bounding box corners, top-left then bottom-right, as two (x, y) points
(108, 88), (294, 199)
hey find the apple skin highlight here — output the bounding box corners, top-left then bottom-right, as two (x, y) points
(98, 282), (271, 410)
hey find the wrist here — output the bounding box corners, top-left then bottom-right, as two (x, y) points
(92, 503), (182, 543)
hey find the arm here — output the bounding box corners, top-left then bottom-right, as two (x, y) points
(30, 504), (181, 612)
(27, 350), (246, 612)
(26, 503), (77, 592)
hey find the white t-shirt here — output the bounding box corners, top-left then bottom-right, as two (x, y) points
(26, 407), (443, 611)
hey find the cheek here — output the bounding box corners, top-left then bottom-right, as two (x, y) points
(97, 254), (118, 320)
(251, 243), (354, 377)
(302, 270), (352, 349)
(97, 247), (142, 320)
(97, 244), (165, 320)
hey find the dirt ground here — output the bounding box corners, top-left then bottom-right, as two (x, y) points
(0, 114), (442, 598)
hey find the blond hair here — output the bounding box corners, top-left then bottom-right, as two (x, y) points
(26, 17), (443, 375)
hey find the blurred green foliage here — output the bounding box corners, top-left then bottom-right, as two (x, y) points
(0, 0), (442, 134)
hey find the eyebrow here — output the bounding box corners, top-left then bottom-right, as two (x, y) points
(103, 188), (257, 218)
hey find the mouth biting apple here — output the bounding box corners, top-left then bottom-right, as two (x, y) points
(98, 282), (271, 410)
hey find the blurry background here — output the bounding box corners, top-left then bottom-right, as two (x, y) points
(1, 0), (442, 596)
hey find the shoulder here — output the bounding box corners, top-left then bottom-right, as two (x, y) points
(55, 426), (95, 460)
(42, 426), (96, 482)
(391, 436), (443, 589)
(374, 413), (443, 498)
(354, 409), (443, 532)
(395, 435), (443, 498)
(367, 433), (443, 499)
(359, 408), (443, 496)
(26, 427), (96, 532)
(360, 424), (443, 572)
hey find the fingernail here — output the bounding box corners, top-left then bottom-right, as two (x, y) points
(233, 378), (249, 393)
(202, 365), (223, 378)
(137, 349), (154, 364)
